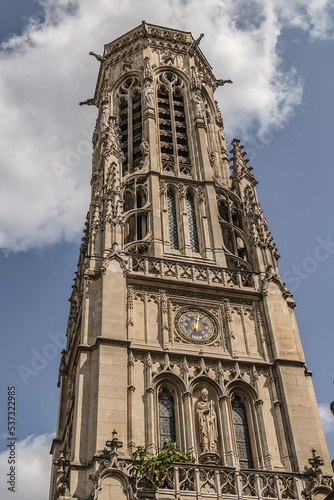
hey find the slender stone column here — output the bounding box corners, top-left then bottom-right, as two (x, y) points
(268, 368), (291, 470)
(219, 395), (235, 467)
(127, 351), (135, 454)
(146, 386), (155, 454)
(255, 399), (273, 470)
(183, 391), (196, 456)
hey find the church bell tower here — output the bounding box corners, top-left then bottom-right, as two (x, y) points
(49, 22), (332, 500)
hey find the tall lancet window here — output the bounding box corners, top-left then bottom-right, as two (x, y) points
(167, 190), (179, 250)
(117, 77), (142, 176)
(186, 193), (199, 252)
(159, 388), (176, 448)
(157, 72), (191, 176)
(232, 396), (253, 469)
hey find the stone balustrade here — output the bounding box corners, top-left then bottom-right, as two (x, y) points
(128, 255), (260, 291)
(135, 464), (316, 500)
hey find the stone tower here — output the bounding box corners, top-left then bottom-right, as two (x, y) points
(49, 22), (332, 500)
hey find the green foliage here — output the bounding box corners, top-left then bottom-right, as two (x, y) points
(130, 441), (195, 486)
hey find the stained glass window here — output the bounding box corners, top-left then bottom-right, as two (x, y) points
(186, 193), (199, 252)
(232, 396), (253, 469)
(167, 190), (179, 249)
(159, 388), (176, 448)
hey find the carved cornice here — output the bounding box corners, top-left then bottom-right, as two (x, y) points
(131, 349), (269, 396)
(104, 23), (192, 59)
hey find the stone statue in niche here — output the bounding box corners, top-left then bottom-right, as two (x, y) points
(143, 80), (154, 110)
(100, 102), (109, 133)
(138, 140), (149, 170)
(191, 90), (205, 119)
(195, 388), (220, 464)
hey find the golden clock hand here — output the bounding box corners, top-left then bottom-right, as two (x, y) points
(194, 313), (200, 330)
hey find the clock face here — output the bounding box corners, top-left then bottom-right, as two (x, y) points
(174, 308), (218, 344)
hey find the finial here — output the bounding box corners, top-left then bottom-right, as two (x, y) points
(142, 20), (149, 37)
(106, 429), (123, 451)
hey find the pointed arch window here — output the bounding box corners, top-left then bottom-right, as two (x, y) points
(117, 77), (142, 176)
(167, 190), (179, 250)
(186, 193), (199, 252)
(157, 72), (191, 176)
(123, 176), (149, 250)
(217, 191), (252, 269)
(159, 388), (176, 448)
(232, 396), (253, 469)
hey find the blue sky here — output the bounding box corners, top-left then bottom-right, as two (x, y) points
(0, 1), (334, 498)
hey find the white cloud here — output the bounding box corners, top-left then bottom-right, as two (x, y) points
(0, 433), (54, 499)
(0, 0), (332, 251)
(319, 403), (334, 435)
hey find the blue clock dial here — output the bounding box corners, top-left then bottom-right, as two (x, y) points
(174, 309), (218, 344)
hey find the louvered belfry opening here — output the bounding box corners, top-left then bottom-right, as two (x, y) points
(132, 92), (142, 170)
(119, 98), (128, 176)
(158, 72), (191, 176)
(117, 77), (142, 176)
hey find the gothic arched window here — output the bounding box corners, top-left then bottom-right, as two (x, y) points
(117, 77), (142, 176)
(217, 191), (252, 269)
(123, 176), (149, 248)
(159, 388), (176, 448)
(186, 193), (199, 252)
(167, 190), (179, 250)
(157, 72), (191, 176)
(232, 396), (253, 469)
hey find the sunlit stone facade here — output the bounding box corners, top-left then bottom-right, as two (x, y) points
(49, 22), (332, 500)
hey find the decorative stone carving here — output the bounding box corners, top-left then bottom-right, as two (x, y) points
(195, 388), (219, 463)
(214, 101), (224, 127)
(159, 180), (167, 195)
(122, 57), (133, 72)
(100, 102), (110, 133)
(101, 116), (124, 160)
(161, 51), (175, 65)
(191, 66), (201, 90)
(215, 78), (233, 87)
(100, 82), (111, 104)
(53, 449), (70, 498)
(302, 449), (333, 499)
(188, 33), (204, 56)
(89, 51), (105, 63)
(178, 183), (186, 198)
(143, 56), (154, 81)
(89, 431), (133, 500)
(261, 265), (297, 309)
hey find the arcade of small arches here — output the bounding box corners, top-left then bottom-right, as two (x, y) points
(121, 174), (252, 268)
